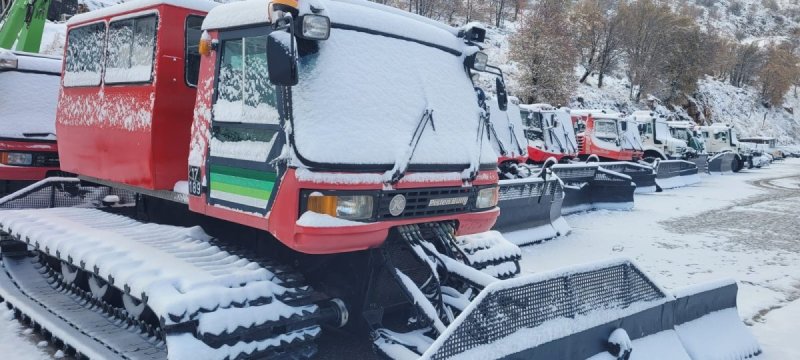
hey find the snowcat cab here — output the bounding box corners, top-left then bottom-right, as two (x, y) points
(0, 1), (760, 360)
(0, 50), (64, 195)
(519, 104), (578, 164)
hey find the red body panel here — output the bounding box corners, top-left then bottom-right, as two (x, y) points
(572, 115), (643, 161)
(189, 168), (500, 255)
(0, 140), (59, 180)
(527, 147), (570, 163)
(56, 4), (206, 190)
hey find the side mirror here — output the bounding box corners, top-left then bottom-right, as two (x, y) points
(267, 31), (298, 86)
(496, 77), (508, 111)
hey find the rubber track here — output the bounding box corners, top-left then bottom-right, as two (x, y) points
(0, 254), (166, 360)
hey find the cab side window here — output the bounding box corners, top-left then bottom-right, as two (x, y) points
(185, 15), (204, 87)
(64, 22), (107, 87)
(105, 15), (157, 84)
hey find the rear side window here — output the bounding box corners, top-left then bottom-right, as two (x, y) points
(64, 22), (107, 87)
(185, 15), (204, 87)
(105, 15), (157, 84)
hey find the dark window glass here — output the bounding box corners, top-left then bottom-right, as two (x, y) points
(185, 15), (204, 87)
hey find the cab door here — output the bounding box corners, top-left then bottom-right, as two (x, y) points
(207, 28), (285, 214)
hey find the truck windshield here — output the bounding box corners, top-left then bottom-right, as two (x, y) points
(291, 28), (496, 170)
(0, 71), (59, 140)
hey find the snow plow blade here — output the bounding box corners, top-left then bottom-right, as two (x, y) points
(495, 176), (569, 245)
(419, 259), (760, 360)
(550, 164), (635, 215)
(597, 162), (658, 194)
(654, 160), (701, 190)
(707, 152), (738, 174)
(687, 154), (709, 174)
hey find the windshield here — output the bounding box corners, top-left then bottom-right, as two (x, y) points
(0, 71), (59, 140)
(594, 119), (618, 140)
(670, 128), (689, 141)
(291, 28), (494, 170)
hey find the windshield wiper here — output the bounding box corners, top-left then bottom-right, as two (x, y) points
(385, 108), (435, 184)
(22, 132), (55, 138)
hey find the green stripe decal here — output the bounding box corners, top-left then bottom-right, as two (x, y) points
(209, 164), (276, 204)
(212, 172), (274, 190)
(210, 164), (277, 182)
(210, 181), (273, 200)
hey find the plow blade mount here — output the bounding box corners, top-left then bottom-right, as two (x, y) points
(551, 164), (635, 215)
(707, 152), (738, 174)
(419, 259), (760, 360)
(654, 160), (701, 190)
(597, 162), (658, 194)
(495, 175), (570, 245)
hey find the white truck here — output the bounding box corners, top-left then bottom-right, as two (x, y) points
(630, 111), (689, 161)
(698, 123), (751, 172)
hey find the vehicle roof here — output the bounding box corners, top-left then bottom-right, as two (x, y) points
(570, 109), (621, 119)
(519, 103), (556, 111)
(0, 49), (61, 74)
(202, 0), (465, 54)
(68, 0), (218, 26)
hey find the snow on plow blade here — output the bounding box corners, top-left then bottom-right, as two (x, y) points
(495, 176), (569, 245)
(707, 152), (738, 174)
(420, 259), (760, 360)
(550, 164), (635, 215)
(597, 162), (658, 194)
(654, 160), (701, 190)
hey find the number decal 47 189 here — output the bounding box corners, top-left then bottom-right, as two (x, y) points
(188, 166), (203, 196)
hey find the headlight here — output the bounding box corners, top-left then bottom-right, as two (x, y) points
(1, 152), (33, 166)
(476, 187), (499, 209)
(306, 193), (374, 220)
(301, 14), (331, 40)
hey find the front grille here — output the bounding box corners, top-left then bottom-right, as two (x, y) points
(577, 135), (585, 152)
(32, 152), (60, 167)
(376, 187), (477, 220)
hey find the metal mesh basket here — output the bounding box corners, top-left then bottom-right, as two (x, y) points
(0, 178), (133, 210)
(429, 261), (666, 359)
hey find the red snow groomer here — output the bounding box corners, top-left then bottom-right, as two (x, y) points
(519, 103), (578, 164)
(0, 50), (63, 195)
(0, 1), (758, 359)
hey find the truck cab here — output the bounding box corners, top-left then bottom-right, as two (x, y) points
(519, 104), (578, 163)
(630, 111), (689, 160)
(570, 109), (643, 161)
(667, 120), (705, 154)
(0, 50), (63, 195)
(698, 123), (749, 171)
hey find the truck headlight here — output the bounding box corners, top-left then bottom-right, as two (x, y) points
(1, 152), (33, 166)
(476, 187), (499, 209)
(307, 193), (374, 220)
(300, 14), (331, 40)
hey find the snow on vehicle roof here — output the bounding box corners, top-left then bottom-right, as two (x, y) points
(570, 109), (621, 119)
(0, 50), (61, 74)
(68, 0), (218, 26)
(203, 0), (464, 53)
(519, 103), (556, 111)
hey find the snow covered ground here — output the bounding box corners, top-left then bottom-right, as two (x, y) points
(509, 158), (800, 359)
(2, 160), (800, 359)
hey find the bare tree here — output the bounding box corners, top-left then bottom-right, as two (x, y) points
(509, 0), (577, 104)
(759, 44), (800, 107)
